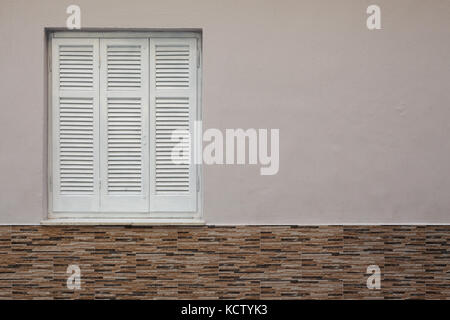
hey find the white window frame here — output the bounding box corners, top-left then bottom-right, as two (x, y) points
(44, 31), (203, 225)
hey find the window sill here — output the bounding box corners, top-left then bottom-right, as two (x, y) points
(41, 218), (205, 226)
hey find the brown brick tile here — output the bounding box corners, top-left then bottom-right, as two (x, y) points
(0, 225), (449, 299)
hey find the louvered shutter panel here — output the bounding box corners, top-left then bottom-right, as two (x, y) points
(149, 38), (198, 212)
(51, 38), (100, 212)
(99, 39), (149, 212)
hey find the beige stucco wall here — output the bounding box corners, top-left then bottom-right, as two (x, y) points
(1, 0), (450, 224)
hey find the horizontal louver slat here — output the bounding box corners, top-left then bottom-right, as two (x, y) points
(59, 45), (94, 89)
(107, 97), (143, 194)
(107, 45), (142, 90)
(155, 97), (190, 194)
(155, 45), (190, 89)
(59, 97), (94, 194)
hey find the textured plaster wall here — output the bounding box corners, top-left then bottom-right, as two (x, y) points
(1, 0), (450, 224)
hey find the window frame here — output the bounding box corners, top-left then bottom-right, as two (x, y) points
(45, 30), (203, 225)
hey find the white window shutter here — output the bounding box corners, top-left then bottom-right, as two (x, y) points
(51, 38), (100, 212)
(149, 38), (198, 212)
(99, 39), (150, 212)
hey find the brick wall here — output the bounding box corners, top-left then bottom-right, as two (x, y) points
(0, 226), (448, 299)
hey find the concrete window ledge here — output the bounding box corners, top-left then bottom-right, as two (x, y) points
(41, 218), (206, 226)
